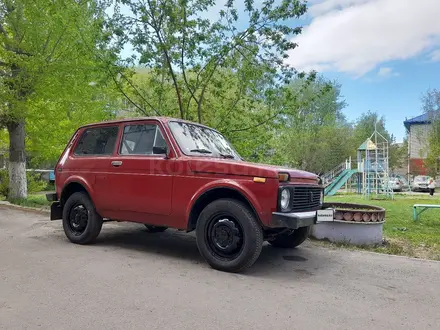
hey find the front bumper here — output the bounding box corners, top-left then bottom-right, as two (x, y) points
(271, 211), (317, 229)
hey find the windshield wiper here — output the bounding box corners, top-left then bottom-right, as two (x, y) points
(190, 148), (235, 159)
(190, 148), (213, 154)
(219, 153), (235, 159)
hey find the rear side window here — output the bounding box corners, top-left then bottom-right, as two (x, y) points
(74, 126), (119, 156)
(120, 124), (167, 155)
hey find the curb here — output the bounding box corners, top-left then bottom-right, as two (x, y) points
(0, 200), (50, 215)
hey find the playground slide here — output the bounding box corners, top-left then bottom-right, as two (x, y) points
(324, 169), (349, 195)
(324, 169), (358, 196)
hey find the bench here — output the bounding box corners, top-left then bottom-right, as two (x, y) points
(413, 204), (440, 221)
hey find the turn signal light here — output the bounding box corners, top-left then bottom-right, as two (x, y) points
(278, 173), (290, 182)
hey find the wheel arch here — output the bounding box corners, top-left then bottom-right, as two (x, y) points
(187, 186), (262, 232)
(60, 180), (92, 207)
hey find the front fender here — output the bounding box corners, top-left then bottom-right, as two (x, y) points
(185, 179), (264, 223)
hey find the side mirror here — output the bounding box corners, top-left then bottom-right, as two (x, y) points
(153, 145), (168, 156)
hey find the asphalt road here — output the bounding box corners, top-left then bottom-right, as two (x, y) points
(1, 206), (440, 330)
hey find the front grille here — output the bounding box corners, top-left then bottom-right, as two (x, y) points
(290, 186), (322, 212)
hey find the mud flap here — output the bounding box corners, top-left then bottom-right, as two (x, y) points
(50, 202), (62, 220)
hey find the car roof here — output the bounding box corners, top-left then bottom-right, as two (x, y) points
(80, 116), (216, 131)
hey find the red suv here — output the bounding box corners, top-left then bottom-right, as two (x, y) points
(47, 117), (323, 272)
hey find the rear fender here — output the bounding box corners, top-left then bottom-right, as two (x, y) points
(60, 176), (94, 206)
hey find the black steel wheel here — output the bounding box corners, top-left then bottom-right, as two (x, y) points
(67, 204), (89, 236)
(207, 216), (244, 260)
(196, 199), (263, 273)
(62, 192), (103, 245)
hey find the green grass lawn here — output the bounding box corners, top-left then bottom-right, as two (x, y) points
(8, 193), (51, 210)
(326, 193), (440, 260)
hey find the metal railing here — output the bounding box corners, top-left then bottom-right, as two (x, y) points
(321, 157), (353, 186)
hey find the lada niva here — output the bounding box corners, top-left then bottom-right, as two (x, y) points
(47, 117), (323, 272)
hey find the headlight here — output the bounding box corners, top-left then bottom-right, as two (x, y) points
(280, 188), (291, 210)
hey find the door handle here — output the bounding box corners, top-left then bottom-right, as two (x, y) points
(111, 160), (123, 167)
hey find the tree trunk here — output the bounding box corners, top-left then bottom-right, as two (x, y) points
(7, 120), (27, 200)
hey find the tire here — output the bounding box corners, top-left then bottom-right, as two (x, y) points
(195, 198), (263, 273)
(268, 226), (310, 249)
(62, 192), (103, 245)
(144, 225), (168, 233)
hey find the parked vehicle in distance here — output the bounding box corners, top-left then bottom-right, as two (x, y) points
(386, 174), (409, 192)
(411, 175), (433, 192)
(47, 117), (324, 273)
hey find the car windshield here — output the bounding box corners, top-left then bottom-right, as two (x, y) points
(169, 121), (241, 160)
(415, 176), (430, 182)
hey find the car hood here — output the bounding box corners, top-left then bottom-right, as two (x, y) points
(188, 158), (319, 183)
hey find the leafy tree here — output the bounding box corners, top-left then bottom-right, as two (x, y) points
(0, 0), (117, 198)
(352, 111), (389, 146)
(109, 0), (308, 126)
(352, 111), (406, 172)
(389, 139), (407, 172)
(118, 67), (282, 160)
(421, 88), (440, 176)
(269, 77), (350, 173)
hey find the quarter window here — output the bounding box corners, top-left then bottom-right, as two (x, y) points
(74, 126), (119, 156)
(120, 124), (167, 155)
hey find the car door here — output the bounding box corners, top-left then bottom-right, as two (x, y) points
(66, 125), (120, 213)
(107, 120), (174, 216)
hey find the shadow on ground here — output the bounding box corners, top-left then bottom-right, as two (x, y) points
(90, 223), (335, 278)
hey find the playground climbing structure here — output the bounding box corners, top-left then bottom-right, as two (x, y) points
(323, 128), (394, 199)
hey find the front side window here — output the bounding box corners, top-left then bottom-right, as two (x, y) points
(168, 121), (241, 160)
(74, 126), (119, 156)
(120, 124), (167, 155)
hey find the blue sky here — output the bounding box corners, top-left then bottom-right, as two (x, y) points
(286, 0), (440, 142)
(326, 58), (440, 142)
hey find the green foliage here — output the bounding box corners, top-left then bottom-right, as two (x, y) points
(0, 169), (48, 197)
(27, 172), (49, 194)
(0, 0), (406, 179)
(268, 76), (351, 173)
(8, 194), (51, 209)
(0, 128), (7, 150)
(109, 0), (310, 126)
(0, 0), (120, 168)
(121, 70), (404, 175)
(390, 139), (407, 172)
(421, 88), (440, 176)
(352, 111), (392, 147)
(122, 68), (283, 161)
(352, 111), (403, 170)
(0, 169), (8, 196)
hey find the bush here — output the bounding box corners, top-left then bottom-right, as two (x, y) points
(0, 169), (8, 197)
(0, 169), (48, 197)
(27, 172), (48, 193)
